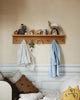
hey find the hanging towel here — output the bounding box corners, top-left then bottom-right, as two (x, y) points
(50, 40), (60, 77)
(17, 40), (31, 65)
(17, 40), (35, 71)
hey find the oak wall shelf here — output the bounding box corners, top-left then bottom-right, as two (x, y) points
(12, 34), (66, 44)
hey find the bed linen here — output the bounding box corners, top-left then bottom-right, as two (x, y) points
(18, 92), (43, 100)
(60, 76), (80, 93)
(18, 89), (61, 100)
(39, 96), (61, 100)
(40, 89), (61, 100)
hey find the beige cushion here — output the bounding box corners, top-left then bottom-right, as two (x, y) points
(9, 70), (22, 83)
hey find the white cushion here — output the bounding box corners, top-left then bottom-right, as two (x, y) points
(19, 92), (43, 100)
(9, 70), (22, 83)
(60, 76), (80, 93)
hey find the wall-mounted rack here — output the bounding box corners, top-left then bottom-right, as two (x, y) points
(12, 34), (66, 44)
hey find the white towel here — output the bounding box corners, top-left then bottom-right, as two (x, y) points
(17, 40), (35, 71)
(17, 40), (31, 65)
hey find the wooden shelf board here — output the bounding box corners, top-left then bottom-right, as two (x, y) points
(12, 34), (66, 37)
(12, 34), (66, 44)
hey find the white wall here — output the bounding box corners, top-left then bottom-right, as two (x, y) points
(0, 0), (80, 64)
(0, 64), (80, 89)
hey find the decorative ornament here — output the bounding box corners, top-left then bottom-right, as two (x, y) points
(29, 40), (34, 48)
(48, 21), (59, 35)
